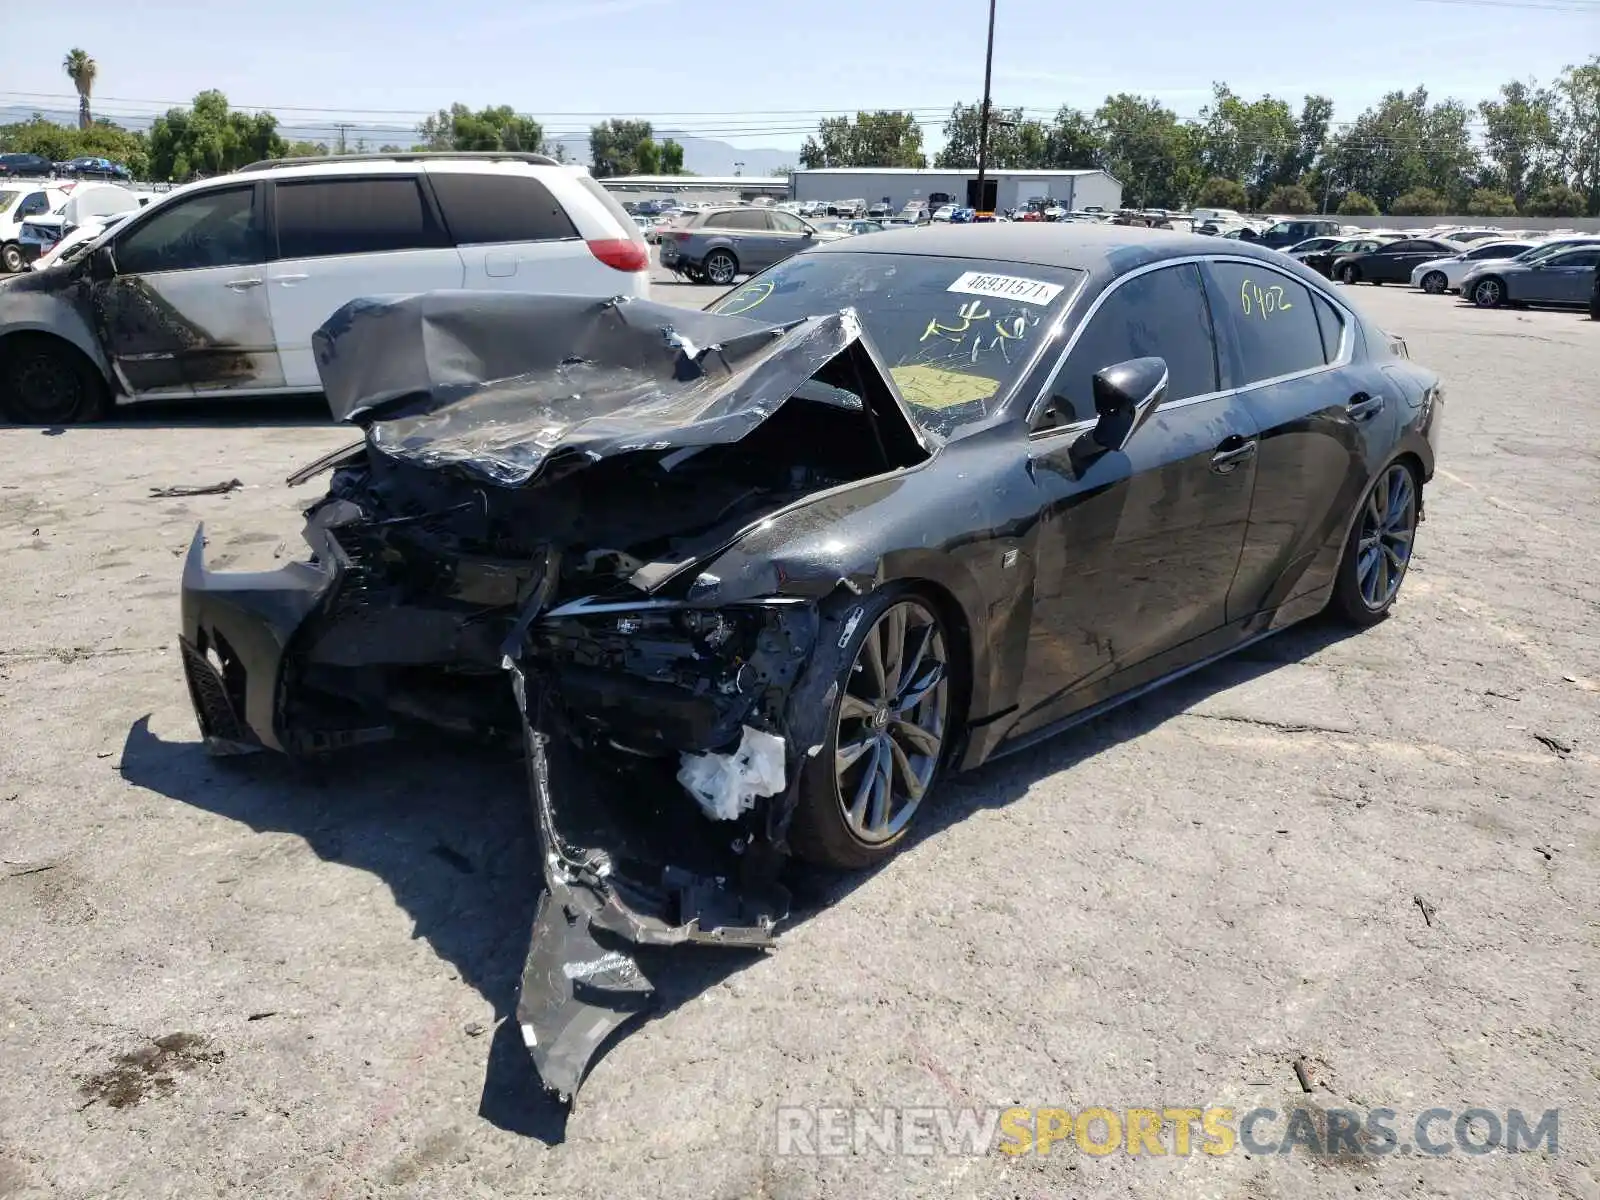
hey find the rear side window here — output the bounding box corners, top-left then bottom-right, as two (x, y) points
(1049, 263), (1219, 423)
(274, 178), (449, 259)
(1312, 294), (1345, 362)
(429, 173), (577, 245)
(708, 210), (767, 231)
(1207, 261), (1328, 383)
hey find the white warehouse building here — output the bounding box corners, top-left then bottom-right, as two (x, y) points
(789, 167), (1123, 214)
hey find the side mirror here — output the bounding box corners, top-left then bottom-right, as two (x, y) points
(1090, 357), (1168, 452)
(86, 245), (116, 281)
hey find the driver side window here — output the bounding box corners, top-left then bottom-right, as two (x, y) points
(113, 186), (263, 275)
(1041, 264), (1219, 427)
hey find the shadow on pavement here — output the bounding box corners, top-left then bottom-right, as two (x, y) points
(120, 613), (1360, 1143)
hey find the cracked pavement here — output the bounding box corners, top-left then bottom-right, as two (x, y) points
(0, 275), (1595, 1199)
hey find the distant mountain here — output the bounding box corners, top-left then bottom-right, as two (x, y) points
(0, 107), (798, 175)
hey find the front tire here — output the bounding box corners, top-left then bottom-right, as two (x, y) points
(702, 249), (739, 286)
(0, 334), (109, 424)
(1339, 264), (1360, 285)
(1420, 271), (1447, 294)
(1472, 277), (1505, 308)
(1, 243), (23, 274)
(789, 589), (955, 869)
(1330, 461), (1419, 626)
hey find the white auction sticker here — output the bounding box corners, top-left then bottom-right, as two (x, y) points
(947, 271), (1064, 306)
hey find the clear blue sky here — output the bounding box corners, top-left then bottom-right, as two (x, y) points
(8, 0), (1597, 150)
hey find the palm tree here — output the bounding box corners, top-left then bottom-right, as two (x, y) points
(63, 48), (96, 130)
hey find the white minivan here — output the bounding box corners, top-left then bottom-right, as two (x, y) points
(0, 152), (651, 422)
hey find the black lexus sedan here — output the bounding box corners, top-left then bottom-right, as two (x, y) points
(1330, 236), (1464, 285)
(180, 225), (1442, 1099)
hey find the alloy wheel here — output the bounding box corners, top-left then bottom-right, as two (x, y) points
(1474, 279), (1502, 308)
(1, 244), (22, 274)
(834, 600), (948, 844)
(1355, 465), (1417, 611)
(1421, 272), (1447, 295)
(704, 252), (737, 286)
(1340, 265), (1358, 284)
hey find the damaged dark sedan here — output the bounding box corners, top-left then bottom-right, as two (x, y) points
(179, 225), (1442, 1100)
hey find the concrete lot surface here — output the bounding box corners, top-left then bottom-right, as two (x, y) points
(0, 279), (1596, 1199)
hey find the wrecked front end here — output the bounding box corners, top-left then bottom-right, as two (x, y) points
(178, 291), (931, 1101)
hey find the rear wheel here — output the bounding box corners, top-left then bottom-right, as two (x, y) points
(1472, 277), (1505, 308)
(0, 243), (23, 274)
(0, 335), (109, 424)
(789, 589), (955, 869)
(1330, 461), (1419, 626)
(1420, 271), (1447, 294)
(702, 249), (739, 286)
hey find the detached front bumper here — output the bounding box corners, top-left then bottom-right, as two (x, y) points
(179, 524), (336, 754)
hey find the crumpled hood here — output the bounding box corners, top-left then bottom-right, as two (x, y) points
(312, 290), (930, 488)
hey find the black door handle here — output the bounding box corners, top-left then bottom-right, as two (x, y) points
(1348, 393), (1386, 421)
(1210, 435), (1258, 473)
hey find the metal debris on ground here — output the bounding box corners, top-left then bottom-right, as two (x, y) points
(148, 479), (243, 498)
(1413, 893), (1438, 927)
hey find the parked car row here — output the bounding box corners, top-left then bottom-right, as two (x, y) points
(1287, 225), (1600, 310)
(0, 152), (133, 181)
(0, 180), (156, 273)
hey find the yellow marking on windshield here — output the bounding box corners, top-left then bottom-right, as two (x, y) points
(717, 281), (774, 316)
(890, 364), (998, 409)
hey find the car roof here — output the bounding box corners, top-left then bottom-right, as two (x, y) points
(807, 221), (1310, 276)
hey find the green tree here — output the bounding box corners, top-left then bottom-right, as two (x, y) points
(1093, 94), (1194, 208)
(1466, 187), (1518, 216)
(589, 118), (655, 177)
(1196, 83), (1298, 205)
(931, 102), (1052, 168)
(1524, 183), (1585, 216)
(1478, 81), (1563, 207)
(419, 103), (545, 154)
(1043, 106), (1102, 167)
(634, 137), (661, 174)
(283, 140), (329, 157)
(660, 138), (685, 174)
(802, 110), (926, 168)
(1556, 57), (1600, 215)
(1194, 176), (1248, 209)
(1336, 190), (1379, 216)
(1324, 88), (1480, 211)
(63, 48), (97, 131)
(146, 91), (285, 181)
(1390, 186), (1448, 215)
(1263, 183), (1315, 213)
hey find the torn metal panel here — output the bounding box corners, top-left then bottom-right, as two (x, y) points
(510, 666), (788, 1101)
(311, 291), (932, 487)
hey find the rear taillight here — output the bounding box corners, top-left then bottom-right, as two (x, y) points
(586, 239), (648, 272)
(673, 231), (691, 242)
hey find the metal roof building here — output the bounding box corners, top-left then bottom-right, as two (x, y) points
(789, 167), (1122, 214)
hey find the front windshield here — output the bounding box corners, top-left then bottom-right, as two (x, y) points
(1519, 241), (1587, 262)
(709, 250), (1084, 437)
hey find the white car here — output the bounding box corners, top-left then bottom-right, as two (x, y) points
(0, 151), (649, 423)
(0, 183), (69, 272)
(18, 182), (145, 264)
(1409, 239), (1541, 294)
(31, 211), (134, 271)
(930, 205), (958, 222)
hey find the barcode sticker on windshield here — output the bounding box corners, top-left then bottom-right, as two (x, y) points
(948, 271), (1064, 306)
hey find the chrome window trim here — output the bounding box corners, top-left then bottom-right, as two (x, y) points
(1024, 253), (1355, 438)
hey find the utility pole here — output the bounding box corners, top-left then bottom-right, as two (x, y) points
(973, 0), (998, 216)
(333, 123), (353, 154)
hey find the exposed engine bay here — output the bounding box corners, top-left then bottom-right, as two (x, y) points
(179, 291), (932, 1101)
